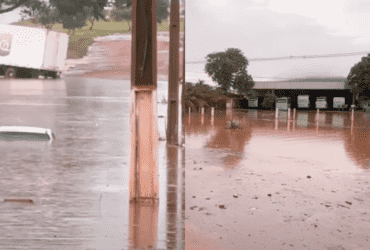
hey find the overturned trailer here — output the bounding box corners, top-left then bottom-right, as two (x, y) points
(0, 24), (69, 79)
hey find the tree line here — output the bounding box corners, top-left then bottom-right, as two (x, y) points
(0, 0), (169, 34)
(190, 47), (370, 110)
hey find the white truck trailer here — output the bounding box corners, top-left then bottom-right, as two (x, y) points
(0, 24), (69, 79)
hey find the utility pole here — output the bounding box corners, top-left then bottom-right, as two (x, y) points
(129, 0), (159, 205)
(180, 0), (185, 146)
(129, 0), (159, 249)
(167, 0), (180, 145)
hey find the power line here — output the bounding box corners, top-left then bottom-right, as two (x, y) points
(186, 51), (370, 64)
(186, 70), (347, 80)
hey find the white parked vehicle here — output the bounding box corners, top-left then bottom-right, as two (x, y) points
(315, 96), (327, 109)
(0, 24), (69, 79)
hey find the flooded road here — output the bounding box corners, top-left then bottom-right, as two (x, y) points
(186, 109), (370, 250)
(0, 77), (184, 250)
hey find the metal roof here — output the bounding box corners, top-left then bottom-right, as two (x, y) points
(253, 78), (348, 90)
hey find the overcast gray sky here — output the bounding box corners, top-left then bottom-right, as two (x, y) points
(0, 6), (22, 25)
(185, 0), (370, 84)
(2, 1), (370, 84)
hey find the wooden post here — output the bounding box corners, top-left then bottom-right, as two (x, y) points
(201, 107), (204, 116)
(129, 0), (159, 203)
(167, 0), (180, 145)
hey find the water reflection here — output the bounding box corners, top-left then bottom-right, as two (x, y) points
(297, 112), (308, 127)
(344, 128), (370, 170)
(186, 109), (370, 171)
(332, 114), (344, 128)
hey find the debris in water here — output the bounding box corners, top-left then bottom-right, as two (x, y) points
(219, 205), (226, 209)
(4, 198), (33, 204)
(337, 204), (350, 209)
(233, 195), (238, 198)
(307, 175), (312, 179)
(190, 206), (197, 210)
(345, 201), (352, 205)
(268, 193), (272, 197)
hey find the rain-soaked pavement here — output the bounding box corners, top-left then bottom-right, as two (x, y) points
(0, 77), (184, 250)
(186, 109), (370, 250)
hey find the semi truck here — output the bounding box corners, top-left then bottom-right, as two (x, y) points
(0, 24), (69, 79)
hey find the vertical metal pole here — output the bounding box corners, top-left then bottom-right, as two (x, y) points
(293, 108), (296, 120)
(167, 0), (180, 145)
(287, 108), (291, 120)
(201, 107), (204, 116)
(275, 108), (279, 119)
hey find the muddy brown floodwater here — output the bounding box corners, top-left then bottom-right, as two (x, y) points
(186, 109), (370, 250)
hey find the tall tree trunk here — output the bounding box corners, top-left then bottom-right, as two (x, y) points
(89, 18), (95, 30)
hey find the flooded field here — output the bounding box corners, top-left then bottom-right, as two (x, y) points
(186, 109), (370, 250)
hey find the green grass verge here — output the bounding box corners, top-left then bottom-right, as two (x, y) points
(12, 18), (183, 59)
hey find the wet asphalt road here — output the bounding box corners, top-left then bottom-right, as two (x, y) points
(0, 77), (184, 250)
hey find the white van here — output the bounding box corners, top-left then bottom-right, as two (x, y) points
(298, 95), (310, 108)
(315, 97), (327, 109)
(276, 97), (290, 111)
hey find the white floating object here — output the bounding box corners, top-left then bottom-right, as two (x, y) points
(0, 126), (54, 141)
